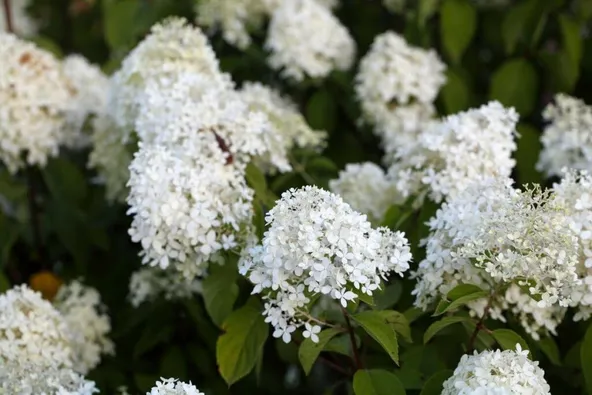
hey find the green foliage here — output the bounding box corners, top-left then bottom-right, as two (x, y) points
(352, 369), (406, 395)
(298, 328), (342, 375)
(352, 310), (399, 365)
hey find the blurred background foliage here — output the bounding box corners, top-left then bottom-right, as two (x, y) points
(2, 0), (592, 393)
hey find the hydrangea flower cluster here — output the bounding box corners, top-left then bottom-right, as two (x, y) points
(0, 285), (99, 393)
(0, 0), (37, 36)
(240, 186), (412, 343)
(552, 169), (592, 321)
(387, 101), (518, 203)
(128, 266), (203, 307)
(442, 345), (551, 395)
(148, 378), (205, 395)
(329, 162), (401, 223)
(412, 178), (579, 338)
(355, 31), (446, 157)
(0, 32), (73, 172)
(537, 94), (592, 178)
(265, 0), (356, 81)
(61, 55), (109, 149)
(53, 281), (114, 374)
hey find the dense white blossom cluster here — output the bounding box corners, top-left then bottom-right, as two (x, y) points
(0, 33), (73, 172)
(128, 266), (202, 307)
(412, 178), (579, 338)
(0, 285), (99, 394)
(61, 55), (109, 149)
(54, 281), (114, 374)
(387, 101), (518, 203)
(355, 31), (445, 157)
(0, 0), (37, 36)
(148, 378), (205, 395)
(442, 345), (551, 395)
(537, 94), (592, 177)
(553, 170), (592, 321)
(265, 0), (355, 81)
(329, 162), (400, 222)
(240, 186), (411, 343)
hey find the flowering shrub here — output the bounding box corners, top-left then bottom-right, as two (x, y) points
(1, 0), (592, 394)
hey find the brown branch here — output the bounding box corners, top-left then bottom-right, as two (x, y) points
(467, 295), (494, 353)
(2, 0), (13, 33)
(213, 132), (233, 165)
(342, 308), (363, 370)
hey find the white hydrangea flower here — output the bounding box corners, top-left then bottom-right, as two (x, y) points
(237, 81), (326, 172)
(53, 281), (114, 374)
(537, 94), (592, 177)
(61, 55), (109, 149)
(265, 0), (356, 81)
(239, 186), (412, 343)
(128, 266), (202, 307)
(329, 162), (402, 223)
(355, 31), (445, 128)
(127, 139), (255, 279)
(442, 345), (551, 395)
(387, 101), (518, 203)
(134, 72), (290, 172)
(87, 112), (133, 202)
(148, 378), (205, 395)
(196, 0), (271, 49)
(0, 360), (98, 395)
(0, 285), (73, 370)
(552, 169), (592, 321)
(0, 0), (37, 36)
(108, 17), (227, 136)
(412, 178), (579, 337)
(0, 32), (73, 172)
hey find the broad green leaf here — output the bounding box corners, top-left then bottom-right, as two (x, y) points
(216, 298), (269, 386)
(515, 124), (543, 185)
(103, 0), (140, 50)
(298, 328), (341, 375)
(490, 59), (538, 116)
(418, 0), (440, 28)
(446, 284), (486, 300)
(30, 36), (63, 57)
(0, 272), (10, 292)
(538, 336), (561, 366)
(306, 157), (339, 174)
(353, 369), (406, 395)
(420, 370), (453, 395)
(306, 89), (336, 133)
(559, 14), (583, 65)
(352, 311), (399, 364)
(581, 323), (592, 393)
(435, 291), (488, 316)
(491, 329), (529, 354)
(501, 0), (543, 55)
(42, 158), (87, 205)
(133, 324), (173, 358)
(160, 346), (187, 380)
(324, 333), (358, 356)
(374, 282), (403, 310)
(404, 307), (425, 323)
(424, 316), (471, 344)
(378, 311), (412, 343)
(253, 201), (265, 240)
(202, 266), (239, 328)
(575, 0), (592, 21)
(440, 0), (476, 64)
(540, 50), (579, 93)
(0, 213), (21, 267)
(246, 163), (274, 206)
(439, 68), (470, 114)
(461, 321), (495, 350)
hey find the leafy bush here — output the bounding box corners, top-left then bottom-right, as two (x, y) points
(2, 0), (592, 394)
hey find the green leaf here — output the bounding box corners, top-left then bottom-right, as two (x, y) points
(440, 0), (477, 64)
(306, 89), (336, 133)
(298, 328), (341, 375)
(420, 370), (453, 395)
(202, 265), (239, 328)
(501, 0), (542, 55)
(0, 213), (21, 267)
(439, 68), (471, 114)
(30, 36), (63, 57)
(491, 329), (529, 354)
(559, 14), (583, 65)
(424, 316), (471, 344)
(581, 322), (592, 394)
(374, 282), (403, 310)
(540, 50), (579, 93)
(446, 284), (486, 300)
(134, 324), (173, 358)
(515, 123), (543, 185)
(103, 0), (140, 50)
(377, 311), (412, 343)
(352, 311), (399, 365)
(160, 346), (187, 380)
(538, 336), (561, 366)
(435, 291), (488, 316)
(216, 298), (269, 386)
(0, 272), (10, 292)
(245, 162), (273, 206)
(42, 158), (87, 205)
(353, 369), (406, 395)
(418, 0), (440, 28)
(489, 59), (538, 116)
